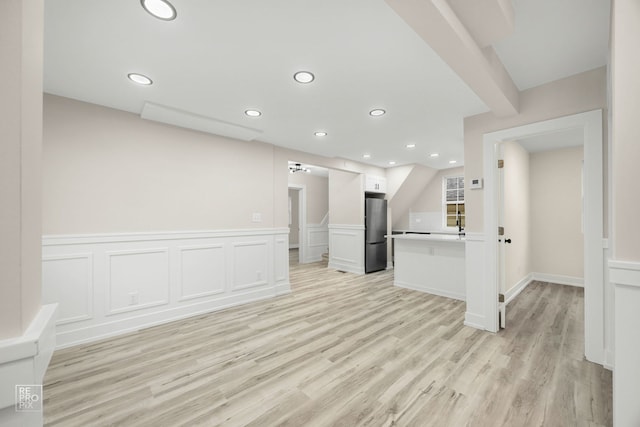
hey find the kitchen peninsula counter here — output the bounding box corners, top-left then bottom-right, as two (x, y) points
(387, 234), (465, 301)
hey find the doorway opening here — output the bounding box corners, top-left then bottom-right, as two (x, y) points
(288, 185), (304, 265)
(287, 161), (329, 268)
(496, 139), (585, 330)
(482, 109), (605, 364)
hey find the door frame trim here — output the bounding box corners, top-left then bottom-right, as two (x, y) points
(482, 109), (604, 364)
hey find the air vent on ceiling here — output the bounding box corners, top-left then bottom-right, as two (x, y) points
(140, 102), (263, 141)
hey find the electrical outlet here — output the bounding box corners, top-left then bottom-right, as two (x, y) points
(252, 213), (262, 222)
(129, 292), (139, 305)
(256, 271), (262, 280)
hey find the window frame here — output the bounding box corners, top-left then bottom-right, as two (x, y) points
(442, 175), (465, 230)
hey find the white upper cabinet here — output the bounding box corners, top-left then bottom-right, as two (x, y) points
(365, 175), (387, 193)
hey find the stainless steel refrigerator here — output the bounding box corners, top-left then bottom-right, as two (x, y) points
(365, 197), (387, 273)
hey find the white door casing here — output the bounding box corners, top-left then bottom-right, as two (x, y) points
(481, 109), (604, 364)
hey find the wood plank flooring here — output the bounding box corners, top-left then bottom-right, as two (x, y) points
(43, 250), (612, 426)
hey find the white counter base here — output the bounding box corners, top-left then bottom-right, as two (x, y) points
(390, 235), (465, 301)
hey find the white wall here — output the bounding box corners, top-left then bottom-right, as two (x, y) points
(404, 166), (464, 231)
(42, 95), (295, 348)
(328, 169), (364, 225)
(502, 141), (530, 293)
(388, 164), (438, 230)
(530, 147), (584, 280)
(44, 94), (277, 234)
(610, 0), (640, 425)
(288, 172), (328, 224)
(0, 2), (57, 425)
(0, 0), (44, 340)
(328, 169), (365, 274)
(464, 67), (607, 233)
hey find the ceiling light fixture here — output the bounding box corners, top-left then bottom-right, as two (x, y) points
(363, 154), (371, 159)
(128, 73), (153, 85)
(405, 143), (416, 149)
(314, 131), (327, 137)
(244, 109), (262, 117)
(289, 163), (310, 174)
(293, 71), (315, 84)
(369, 109), (386, 117)
(430, 153), (440, 158)
(449, 160), (457, 164)
(389, 161), (396, 165)
(140, 0), (177, 20)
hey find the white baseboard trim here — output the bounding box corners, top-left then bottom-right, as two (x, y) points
(328, 262), (364, 275)
(603, 349), (614, 371)
(394, 280), (465, 301)
(0, 304), (57, 420)
(275, 283), (291, 296)
(504, 273), (533, 305)
(464, 312), (485, 330)
(531, 272), (584, 287)
(42, 228), (290, 349)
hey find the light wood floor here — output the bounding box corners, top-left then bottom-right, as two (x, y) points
(43, 250), (612, 426)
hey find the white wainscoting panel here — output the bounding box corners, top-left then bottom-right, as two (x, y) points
(232, 241), (269, 291)
(274, 237), (290, 295)
(178, 244), (225, 301)
(106, 249), (170, 315)
(42, 228), (290, 349)
(610, 260), (640, 427)
(328, 224), (365, 275)
(464, 233), (485, 330)
(42, 253), (93, 325)
(306, 223), (329, 263)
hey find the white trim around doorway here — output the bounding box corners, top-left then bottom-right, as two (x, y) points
(479, 109), (606, 365)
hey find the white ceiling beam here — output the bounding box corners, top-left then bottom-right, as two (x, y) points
(385, 0), (520, 117)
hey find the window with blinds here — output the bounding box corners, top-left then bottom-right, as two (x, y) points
(443, 176), (465, 229)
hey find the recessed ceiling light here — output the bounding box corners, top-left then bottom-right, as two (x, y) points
(430, 153), (440, 158)
(369, 109), (386, 117)
(389, 161), (396, 165)
(363, 154), (371, 159)
(294, 71), (315, 84)
(245, 109), (262, 117)
(449, 160), (457, 164)
(128, 73), (153, 85)
(314, 131), (327, 137)
(140, 0), (177, 20)
(405, 143), (416, 149)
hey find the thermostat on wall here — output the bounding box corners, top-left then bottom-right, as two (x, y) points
(469, 178), (483, 189)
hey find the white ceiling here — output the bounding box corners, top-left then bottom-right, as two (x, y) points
(518, 127), (584, 153)
(494, 0), (610, 90)
(43, 0), (610, 170)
